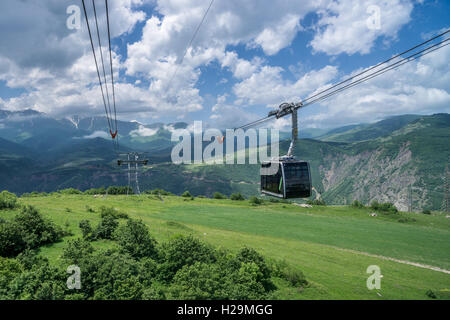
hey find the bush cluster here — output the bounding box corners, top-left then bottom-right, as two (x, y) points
(213, 192), (227, 199)
(84, 187), (107, 195)
(21, 191), (49, 198)
(0, 191), (19, 210)
(306, 199), (326, 206)
(249, 196), (264, 206)
(0, 228), (305, 300)
(370, 201), (398, 214)
(0, 206), (65, 257)
(106, 186), (134, 195)
(230, 193), (245, 201)
(144, 189), (174, 196)
(181, 191), (193, 198)
(79, 207), (128, 241)
(351, 200), (365, 208)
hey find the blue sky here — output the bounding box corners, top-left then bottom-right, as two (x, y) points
(0, 0), (449, 131)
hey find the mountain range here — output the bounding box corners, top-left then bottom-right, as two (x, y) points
(0, 109), (449, 211)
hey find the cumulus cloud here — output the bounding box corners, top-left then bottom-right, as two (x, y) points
(233, 65), (339, 106)
(80, 130), (109, 139)
(302, 45), (450, 127)
(309, 0), (413, 55)
(0, 0), (445, 131)
(130, 125), (158, 137)
(0, 0), (146, 115)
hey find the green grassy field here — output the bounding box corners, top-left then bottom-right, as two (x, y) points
(3, 194), (450, 299)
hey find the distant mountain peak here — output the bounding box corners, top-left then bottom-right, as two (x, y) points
(0, 108), (44, 120)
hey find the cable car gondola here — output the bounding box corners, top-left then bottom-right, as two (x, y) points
(259, 103), (312, 199)
(261, 157), (311, 199)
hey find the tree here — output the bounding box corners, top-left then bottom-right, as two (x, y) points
(95, 214), (119, 240)
(169, 262), (225, 299)
(79, 220), (95, 241)
(62, 238), (94, 265)
(236, 247), (273, 290)
(106, 186), (133, 195)
(0, 223), (26, 257)
(13, 205), (64, 249)
(230, 193), (245, 201)
(351, 200), (365, 208)
(213, 192), (227, 199)
(0, 191), (18, 210)
(115, 219), (158, 259)
(181, 191), (192, 198)
(249, 196), (263, 205)
(158, 235), (216, 281)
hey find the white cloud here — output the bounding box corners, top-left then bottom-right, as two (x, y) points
(81, 130), (109, 139)
(130, 125), (158, 137)
(0, 0), (445, 131)
(233, 65), (339, 106)
(252, 14), (301, 55)
(310, 0), (413, 55)
(302, 45), (450, 127)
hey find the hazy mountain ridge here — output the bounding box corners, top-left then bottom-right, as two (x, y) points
(0, 110), (448, 210)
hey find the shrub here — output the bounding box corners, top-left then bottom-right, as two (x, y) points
(213, 192), (227, 199)
(0, 222), (26, 257)
(79, 220), (95, 241)
(426, 289), (437, 299)
(181, 191), (192, 198)
(0, 191), (18, 210)
(99, 206), (128, 219)
(422, 209), (431, 215)
(249, 196), (263, 205)
(13, 205), (64, 249)
(158, 235), (216, 281)
(235, 247), (273, 290)
(169, 262), (225, 299)
(84, 187), (106, 195)
(106, 186), (133, 195)
(351, 200), (365, 208)
(370, 201), (398, 214)
(306, 199), (326, 206)
(115, 219), (158, 260)
(85, 205), (95, 213)
(0, 206), (64, 257)
(145, 189), (173, 196)
(230, 193), (245, 201)
(95, 214), (119, 240)
(272, 261), (307, 288)
(62, 238), (94, 265)
(59, 188), (82, 195)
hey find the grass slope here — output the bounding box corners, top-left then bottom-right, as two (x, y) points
(2, 194), (448, 300)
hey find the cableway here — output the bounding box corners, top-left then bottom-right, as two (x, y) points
(236, 29), (450, 130)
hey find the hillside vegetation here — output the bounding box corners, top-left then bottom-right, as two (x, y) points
(0, 112), (449, 210)
(1, 192), (449, 299)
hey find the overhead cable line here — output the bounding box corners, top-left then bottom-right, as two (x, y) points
(301, 29), (450, 106)
(81, 0), (113, 133)
(92, 0), (114, 136)
(302, 38), (450, 108)
(166, 0), (215, 91)
(236, 29), (450, 130)
(105, 0), (119, 146)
